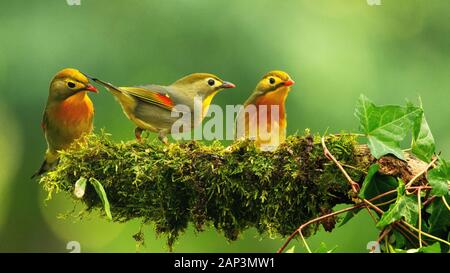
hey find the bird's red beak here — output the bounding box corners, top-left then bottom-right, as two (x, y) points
(220, 81), (236, 89)
(284, 79), (295, 87)
(85, 84), (98, 93)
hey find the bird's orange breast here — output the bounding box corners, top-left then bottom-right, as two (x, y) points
(254, 88), (288, 128)
(54, 92), (94, 125)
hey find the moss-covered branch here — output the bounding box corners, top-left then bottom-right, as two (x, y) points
(40, 131), (426, 248)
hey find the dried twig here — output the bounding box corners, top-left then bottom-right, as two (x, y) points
(276, 204), (363, 253)
(417, 188), (423, 248)
(321, 136), (360, 193)
(374, 227), (392, 252)
(405, 157), (438, 192)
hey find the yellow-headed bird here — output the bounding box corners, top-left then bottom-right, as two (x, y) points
(90, 73), (235, 143)
(236, 71), (294, 151)
(32, 68), (97, 178)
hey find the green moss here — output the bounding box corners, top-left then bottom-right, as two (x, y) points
(40, 130), (367, 248)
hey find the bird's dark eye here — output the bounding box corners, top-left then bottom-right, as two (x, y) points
(269, 78), (275, 84)
(67, 82), (76, 88)
(208, 79), (215, 86)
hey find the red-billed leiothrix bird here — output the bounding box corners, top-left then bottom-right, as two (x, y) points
(32, 68), (98, 178)
(236, 70), (294, 151)
(90, 73), (235, 143)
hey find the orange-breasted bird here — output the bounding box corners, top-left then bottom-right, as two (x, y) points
(236, 70), (294, 151)
(32, 68), (98, 178)
(90, 73), (235, 143)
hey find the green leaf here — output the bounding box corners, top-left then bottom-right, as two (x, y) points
(314, 242), (337, 253)
(341, 163), (397, 224)
(426, 193), (450, 236)
(389, 247), (407, 253)
(359, 164), (380, 199)
(367, 176), (398, 211)
(392, 229), (406, 249)
(407, 242), (441, 253)
(358, 163), (398, 210)
(339, 209), (361, 227)
(285, 246), (295, 253)
(367, 137), (405, 161)
(377, 180), (418, 229)
(355, 95), (422, 159)
(410, 102), (435, 162)
(418, 242), (441, 253)
(427, 160), (450, 197)
(74, 177), (87, 198)
(89, 178), (112, 220)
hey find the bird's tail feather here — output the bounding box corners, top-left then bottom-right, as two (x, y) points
(31, 151), (59, 179)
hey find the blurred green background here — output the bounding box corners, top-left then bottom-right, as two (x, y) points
(0, 0), (449, 253)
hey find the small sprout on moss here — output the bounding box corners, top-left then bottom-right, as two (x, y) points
(74, 177), (87, 198)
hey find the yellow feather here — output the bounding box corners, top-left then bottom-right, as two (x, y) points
(202, 90), (219, 118)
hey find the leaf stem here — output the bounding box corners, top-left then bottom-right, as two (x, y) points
(417, 188), (422, 248)
(401, 221), (450, 247)
(442, 196), (450, 212)
(373, 198), (396, 207)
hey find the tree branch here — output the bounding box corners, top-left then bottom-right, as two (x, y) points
(39, 131), (428, 249)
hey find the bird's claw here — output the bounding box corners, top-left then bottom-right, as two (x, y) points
(135, 127), (144, 143)
(158, 131), (169, 145)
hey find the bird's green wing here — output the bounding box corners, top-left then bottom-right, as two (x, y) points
(91, 77), (175, 111)
(120, 86), (175, 111)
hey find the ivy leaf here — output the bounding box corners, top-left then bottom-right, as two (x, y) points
(341, 164), (398, 227)
(392, 229), (406, 249)
(355, 95), (422, 160)
(89, 178), (112, 220)
(366, 138), (405, 161)
(425, 193), (450, 236)
(74, 177), (87, 198)
(376, 180), (418, 229)
(418, 242), (441, 253)
(359, 164), (380, 199)
(359, 164), (398, 210)
(339, 209), (361, 227)
(427, 160), (450, 197)
(409, 102), (435, 162)
(407, 242), (441, 253)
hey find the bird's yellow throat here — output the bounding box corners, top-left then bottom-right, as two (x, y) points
(201, 91), (219, 118)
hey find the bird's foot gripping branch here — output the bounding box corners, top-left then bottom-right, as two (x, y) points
(39, 95), (450, 253)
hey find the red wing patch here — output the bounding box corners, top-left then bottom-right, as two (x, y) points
(155, 93), (174, 108)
